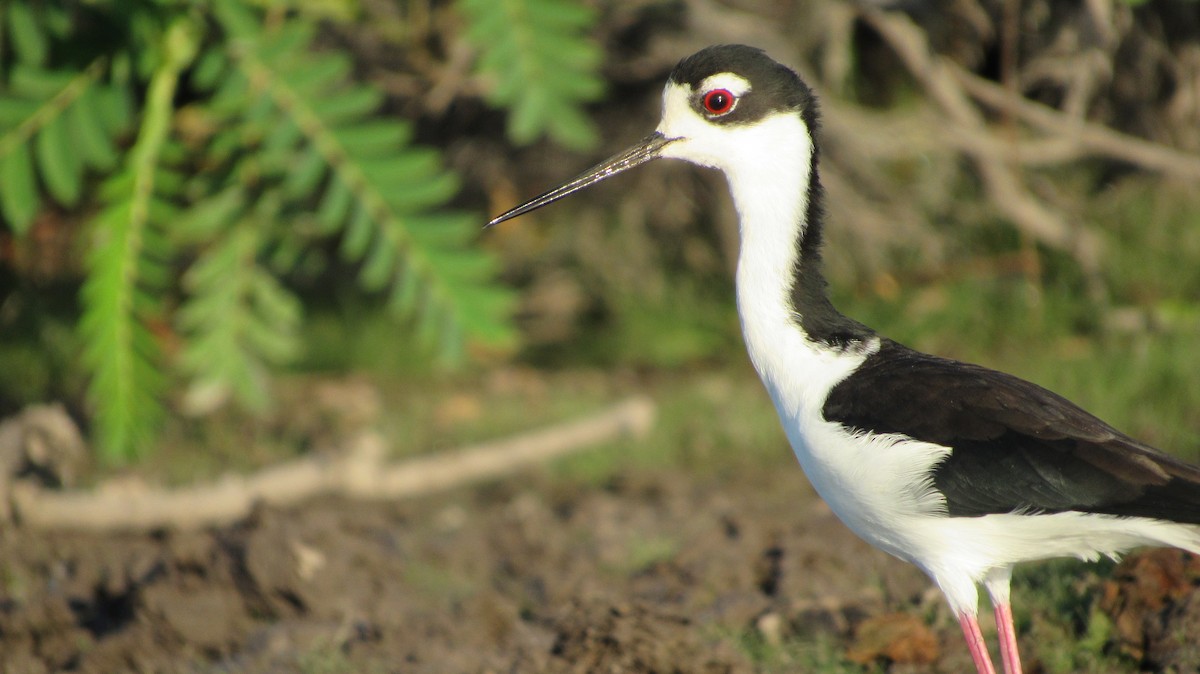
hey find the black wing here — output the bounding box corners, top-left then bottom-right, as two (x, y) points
(823, 339), (1200, 523)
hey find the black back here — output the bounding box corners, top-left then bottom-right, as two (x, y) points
(824, 339), (1200, 523)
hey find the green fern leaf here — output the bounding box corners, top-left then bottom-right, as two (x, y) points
(359, 237), (396, 290)
(261, 117), (301, 160)
(79, 17), (198, 461)
(68, 88), (120, 171)
(81, 195), (167, 456)
(178, 222), (301, 414)
(94, 83), (134, 134)
(191, 49), (229, 92)
(176, 186), (248, 242)
(283, 146), (327, 198)
(255, 18), (312, 60)
(331, 121), (409, 154)
(212, 12), (518, 360)
(387, 258), (420, 315)
(244, 291), (301, 360)
(9, 64), (77, 99)
(340, 203), (374, 260)
(460, 0), (603, 149)
(6, 2), (48, 66)
(0, 143), (38, 234)
(35, 114), (83, 204)
(0, 60), (123, 231)
(308, 86), (381, 124)
(281, 45), (351, 92)
(0, 98), (40, 126)
(316, 173), (353, 232)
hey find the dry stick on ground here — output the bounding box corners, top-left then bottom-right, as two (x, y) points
(11, 396), (656, 532)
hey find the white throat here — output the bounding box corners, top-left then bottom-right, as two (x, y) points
(725, 117), (869, 418)
(655, 89), (869, 415)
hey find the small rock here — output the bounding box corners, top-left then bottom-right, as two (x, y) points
(292, 540), (326, 581)
(755, 611), (784, 646)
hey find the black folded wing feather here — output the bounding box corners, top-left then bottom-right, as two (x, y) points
(822, 340), (1200, 523)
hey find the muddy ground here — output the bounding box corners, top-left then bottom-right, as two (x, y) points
(3, 432), (1200, 673)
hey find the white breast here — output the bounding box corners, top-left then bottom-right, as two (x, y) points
(708, 109), (955, 566)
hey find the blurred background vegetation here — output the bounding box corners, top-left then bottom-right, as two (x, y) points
(1, 0), (1199, 470)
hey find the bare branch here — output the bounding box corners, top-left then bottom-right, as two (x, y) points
(12, 397), (656, 532)
(859, 9), (1105, 277)
(954, 69), (1200, 180)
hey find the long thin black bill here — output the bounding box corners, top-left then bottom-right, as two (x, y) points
(486, 133), (675, 228)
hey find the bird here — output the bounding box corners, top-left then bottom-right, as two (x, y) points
(487, 44), (1200, 674)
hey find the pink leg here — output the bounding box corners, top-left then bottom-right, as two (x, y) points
(993, 602), (1023, 674)
(958, 612), (997, 674)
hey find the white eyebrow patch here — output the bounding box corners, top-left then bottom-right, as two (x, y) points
(699, 72), (752, 96)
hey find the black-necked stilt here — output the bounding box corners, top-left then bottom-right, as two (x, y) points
(487, 44), (1200, 674)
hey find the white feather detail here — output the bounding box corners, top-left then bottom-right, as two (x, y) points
(698, 73), (752, 97)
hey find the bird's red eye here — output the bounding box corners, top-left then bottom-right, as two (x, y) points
(703, 89), (735, 115)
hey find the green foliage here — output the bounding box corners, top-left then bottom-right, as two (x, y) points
(1012, 559), (1129, 673)
(82, 17), (196, 457)
(0, 1), (526, 461)
(726, 626), (872, 674)
(177, 217), (303, 415)
(459, 0), (604, 149)
(181, 0), (517, 407)
(0, 59), (124, 234)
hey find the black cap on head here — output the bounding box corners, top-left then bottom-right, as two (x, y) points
(669, 45), (819, 131)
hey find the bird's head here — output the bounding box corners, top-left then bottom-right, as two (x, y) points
(487, 45), (819, 227)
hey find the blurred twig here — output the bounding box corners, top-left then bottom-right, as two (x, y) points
(861, 9), (1105, 284)
(11, 397), (656, 531)
(954, 70), (1200, 180)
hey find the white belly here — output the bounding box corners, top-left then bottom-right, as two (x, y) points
(765, 384), (951, 563)
(735, 298), (950, 565)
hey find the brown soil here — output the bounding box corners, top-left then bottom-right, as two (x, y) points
(3, 456), (1198, 673)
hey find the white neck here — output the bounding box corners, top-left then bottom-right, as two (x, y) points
(721, 115), (872, 416)
(653, 86), (873, 415)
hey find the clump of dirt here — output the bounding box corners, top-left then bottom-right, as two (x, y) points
(1101, 548), (1200, 671)
(2, 462), (1198, 673)
(847, 612), (940, 666)
(545, 598), (749, 674)
(0, 464), (903, 673)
